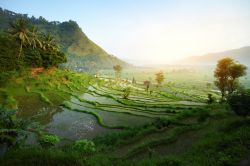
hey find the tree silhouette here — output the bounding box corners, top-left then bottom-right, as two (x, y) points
(228, 89), (250, 117)
(113, 64), (122, 79)
(42, 33), (58, 51)
(155, 71), (165, 86)
(30, 26), (42, 49)
(214, 57), (247, 100)
(144, 80), (151, 92)
(8, 18), (31, 58)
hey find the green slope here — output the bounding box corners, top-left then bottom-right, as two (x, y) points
(0, 8), (130, 72)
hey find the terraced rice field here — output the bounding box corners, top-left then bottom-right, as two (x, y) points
(59, 77), (216, 133)
(11, 71), (219, 142)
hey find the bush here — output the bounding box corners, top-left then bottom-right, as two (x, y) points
(72, 139), (96, 154)
(227, 89), (250, 117)
(0, 107), (31, 146)
(122, 87), (131, 99)
(39, 134), (60, 148)
(207, 93), (215, 104)
(153, 117), (171, 129)
(197, 110), (210, 122)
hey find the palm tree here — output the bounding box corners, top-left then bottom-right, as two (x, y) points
(30, 26), (42, 49)
(42, 33), (58, 51)
(8, 18), (31, 58)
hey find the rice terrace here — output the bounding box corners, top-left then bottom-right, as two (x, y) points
(0, 1), (250, 166)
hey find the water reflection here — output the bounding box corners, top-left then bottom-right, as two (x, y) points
(46, 107), (115, 140)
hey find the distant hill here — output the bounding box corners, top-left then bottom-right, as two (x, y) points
(178, 46), (250, 66)
(0, 8), (130, 72)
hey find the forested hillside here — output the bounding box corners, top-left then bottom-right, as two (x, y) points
(0, 8), (129, 72)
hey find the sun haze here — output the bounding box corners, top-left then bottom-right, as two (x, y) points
(1, 0), (250, 65)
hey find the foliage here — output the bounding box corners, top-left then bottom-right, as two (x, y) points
(0, 18), (67, 72)
(132, 77), (136, 84)
(39, 134), (60, 148)
(0, 33), (21, 72)
(0, 8), (129, 72)
(72, 139), (96, 154)
(227, 89), (250, 117)
(122, 87), (131, 99)
(206, 82), (212, 88)
(143, 80), (151, 92)
(153, 117), (171, 129)
(0, 107), (30, 146)
(113, 64), (122, 79)
(207, 93), (215, 104)
(8, 18), (31, 58)
(23, 46), (66, 68)
(214, 57), (247, 99)
(155, 71), (165, 86)
(0, 148), (84, 166)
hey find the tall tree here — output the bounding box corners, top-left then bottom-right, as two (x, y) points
(113, 64), (122, 79)
(144, 80), (151, 92)
(214, 57), (247, 99)
(30, 26), (42, 49)
(42, 33), (58, 51)
(155, 71), (165, 86)
(8, 18), (31, 58)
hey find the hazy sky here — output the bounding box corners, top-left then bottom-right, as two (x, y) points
(1, 0), (250, 65)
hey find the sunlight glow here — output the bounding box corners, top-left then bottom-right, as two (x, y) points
(1, 0), (250, 65)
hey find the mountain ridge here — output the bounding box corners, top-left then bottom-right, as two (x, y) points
(178, 46), (250, 66)
(0, 8), (130, 72)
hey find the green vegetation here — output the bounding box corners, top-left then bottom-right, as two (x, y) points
(155, 70), (165, 86)
(39, 134), (60, 148)
(0, 60), (249, 165)
(72, 139), (96, 154)
(214, 57), (247, 100)
(0, 18), (66, 72)
(0, 107), (35, 147)
(122, 87), (131, 99)
(113, 64), (123, 79)
(0, 7), (249, 166)
(0, 8), (129, 72)
(228, 89), (250, 117)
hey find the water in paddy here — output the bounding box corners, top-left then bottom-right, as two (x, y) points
(16, 95), (117, 141)
(46, 107), (115, 140)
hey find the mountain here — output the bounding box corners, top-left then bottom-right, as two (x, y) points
(0, 8), (130, 72)
(178, 46), (250, 66)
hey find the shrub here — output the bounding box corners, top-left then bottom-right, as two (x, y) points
(207, 93), (215, 104)
(153, 117), (171, 129)
(0, 107), (31, 146)
(72, 139), (96, 154)
(122, 87), (131, 99)
(197, 110), (210, 122)
(227, 89), (250, 117)
(39, 134), (60, 148)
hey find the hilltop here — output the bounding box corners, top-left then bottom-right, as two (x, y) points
(178, 46), (250, 66)
(0, 8), (129, 72)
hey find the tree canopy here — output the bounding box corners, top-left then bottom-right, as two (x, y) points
(228, 89), (250, 117)
(155, 71), (165, 86)
(0, 18), (67, 72)
(214, 57), (247, 99)
(113, 64), (122, 79)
